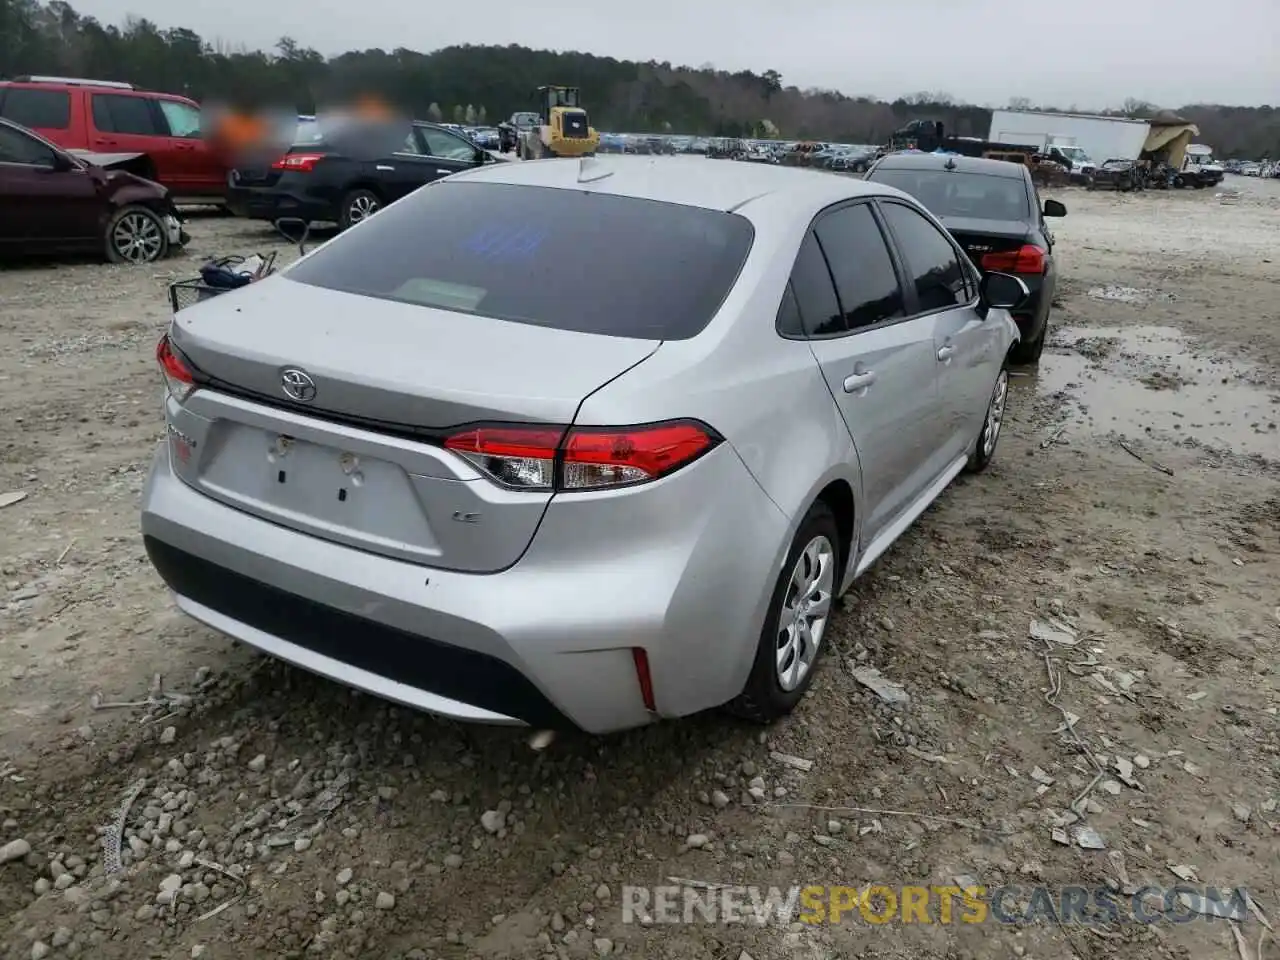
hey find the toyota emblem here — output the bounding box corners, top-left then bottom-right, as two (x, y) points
(280, 368), (317, 403)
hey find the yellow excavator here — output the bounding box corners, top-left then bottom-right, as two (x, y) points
(518, 86), (600, 160)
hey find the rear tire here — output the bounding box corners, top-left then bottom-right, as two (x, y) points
(338, 188), (381, 231)
(104, 205), (169, 264)
(967, 367), (1010, 473)
(728, 501), (840, 723)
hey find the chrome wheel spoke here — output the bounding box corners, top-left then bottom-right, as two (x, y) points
(775, 534), (836, 692)
(983, 371), (1009, 457)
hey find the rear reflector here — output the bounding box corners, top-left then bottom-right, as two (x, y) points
(632, 648), (656, 712)
(155, 333), (196, 403)
(981, 244), (1046, 274)
(271, 152), (326, 173)
(444, 420), (720, 492)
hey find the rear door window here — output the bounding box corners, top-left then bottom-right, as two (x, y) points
(285, 180), (754, 341)
(91, 94), (164, 136)
(878, 201), (971, 312)
(812, 203), (905, 331)
(0, 88), (71, 129)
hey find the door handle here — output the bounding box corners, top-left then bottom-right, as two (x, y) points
(843, 370), (877, 393)
(937, 345), (955, 362)
(375, 164), (395, 171)
(435, 168), (452, 175)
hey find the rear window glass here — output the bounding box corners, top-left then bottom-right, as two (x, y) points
(285, 181), (755, 340)
(868, 168), (1030, 221)
(0, 88), (71, 129)
(294, 118), (322, 144)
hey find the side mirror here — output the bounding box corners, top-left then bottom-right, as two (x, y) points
(46, 151), (75, 172)
(1043, 198), (1067, 217)
(979, 272), (1030, 312)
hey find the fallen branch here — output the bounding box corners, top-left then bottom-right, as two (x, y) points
(1117, 439), (1174, 476)
(56, 538), (76, 564)
(1034, 635), (1109, 813)
(1040, 426), (1068, 449)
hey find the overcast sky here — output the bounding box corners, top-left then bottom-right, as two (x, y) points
(73, 0), (1277, 108)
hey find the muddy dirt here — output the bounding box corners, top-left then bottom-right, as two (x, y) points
(0, 177), (1277, 960)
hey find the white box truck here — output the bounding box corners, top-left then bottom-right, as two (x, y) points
(988, 110), (1152, 177)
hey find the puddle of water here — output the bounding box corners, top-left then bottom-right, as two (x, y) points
(1030, 325), (1280, 459)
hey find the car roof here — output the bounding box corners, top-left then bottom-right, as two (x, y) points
(872, 153), (1030, 180)
(448, 154), (895, 214)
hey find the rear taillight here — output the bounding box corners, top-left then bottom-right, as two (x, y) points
(981, 244), (1046, 274)
(271, 152), (325, 173)
(444, 420), (719, 492)
(155, 333), (196, 403)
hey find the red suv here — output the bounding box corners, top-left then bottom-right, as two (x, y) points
(0, 75), (227, 203)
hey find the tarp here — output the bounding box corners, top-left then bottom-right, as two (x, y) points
(1143, 122), (1199, 168)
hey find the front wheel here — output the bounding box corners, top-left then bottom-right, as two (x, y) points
(105, 205), (169, 264)
(728, 501), (840, 723)
(967, 367), (1010, 473)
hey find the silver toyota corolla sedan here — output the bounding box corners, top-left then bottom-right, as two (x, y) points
(141, 156), (1025, 734)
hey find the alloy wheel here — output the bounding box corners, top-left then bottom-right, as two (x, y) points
(983, 369), (1009, 458)
(112, 212), (163, 263)
(775, 535), (835, 692)
(347, 194), (379, 224)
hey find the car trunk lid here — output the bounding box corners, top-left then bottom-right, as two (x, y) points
(935, 215), (1031, 264)
(166, 276), (660, 572)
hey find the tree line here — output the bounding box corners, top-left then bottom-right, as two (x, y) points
(2, 0), (1277, 157)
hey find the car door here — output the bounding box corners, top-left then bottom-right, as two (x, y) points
(419, 125), (484, 179)
(794, 202), (941, 547)
(877, 199), (1001, 469)
(88, 92), (174, 185)
(154, 97), (224, 196)
(0, 124), (100, 249)
(360, 125), (442, 203)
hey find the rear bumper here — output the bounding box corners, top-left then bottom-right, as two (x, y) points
(140, 438), (789, 734)
(225, 185), (334, 223)
(1004, 273), (1051, 342)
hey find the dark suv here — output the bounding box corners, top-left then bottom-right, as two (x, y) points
(226, 119), (499, 230)
(0, 118), (187, 263)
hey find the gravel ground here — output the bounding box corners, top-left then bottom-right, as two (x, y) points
(0, 176), (1277, 960)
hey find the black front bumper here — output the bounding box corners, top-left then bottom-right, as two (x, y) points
(143, 536), (573, 730)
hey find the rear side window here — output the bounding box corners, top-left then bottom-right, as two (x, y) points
(91, 94), (163, 136)
(0, 88), (71, 129)
(285, 181), (754, 340)
(788, 232), (842, 336)
(879, 202), (970, 312)
(813, 204), (905, 331)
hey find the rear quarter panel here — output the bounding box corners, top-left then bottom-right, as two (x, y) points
(573, 191), (866, 576)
